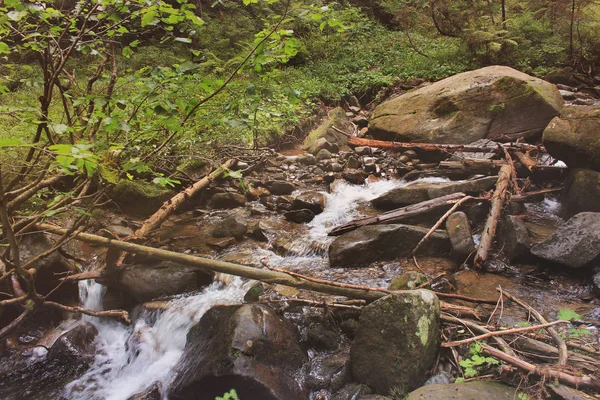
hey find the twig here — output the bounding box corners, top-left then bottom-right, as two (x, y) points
(44, 301), (130, 324)
(416, 273), (445, 289)
(441, 314), (516, 356)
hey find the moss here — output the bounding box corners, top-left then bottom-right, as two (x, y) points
(488, 103), (505, 112)
(109, 180), (173, 217)
(416, 315), (430, 346)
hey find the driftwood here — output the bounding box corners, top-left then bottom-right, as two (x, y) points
(474, 164), (513, 267)
(134, 159), (236, 239)
(438, 159), (507, 175)
(348, 137), (544, 153)
(329, 192), (467, 236)
(513, 151), (538, 172)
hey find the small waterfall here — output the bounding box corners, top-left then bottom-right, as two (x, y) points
(64, 278), (250, 400)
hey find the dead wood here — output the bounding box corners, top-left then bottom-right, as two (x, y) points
(513, 151), (538, 172)
(474, 164), (513, 268)
(348, 137), (544, 153)
(441, 314), (516, 357)
(329, 192), (467, 236)
(512, 337), (599, 372)
(438, 159), (507, 175)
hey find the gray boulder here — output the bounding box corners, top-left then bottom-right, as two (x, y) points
(369, 66), (563, 144)
(212, 215), (247, 240)
(292, 191), (326, 214)
(406, 382), (518, 400)
(168, 304), (307, 400)
(208, 192), (246, 209)
(445, 211), (475, 259)
(531, 212), (600, 268)
(303, 107), (352, 155)
(542, 105), (600, 171)
(562, 169), (600, 218)
(350, 291), (440, 394)
(498, 215), (530, 260)
(329, 224), (450, 268)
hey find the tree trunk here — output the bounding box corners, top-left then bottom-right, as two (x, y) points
(348, 137), (543, 153)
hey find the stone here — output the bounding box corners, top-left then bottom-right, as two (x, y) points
(350, 291), (440, 394)
(109, 180), (174, 217)
(498, 215), (530, 260)
(331, 163), (344, 172)
(266, 180), (295, 195)
(354, 146), (371, 156)
(562, 169), (600, 218)
(244, 282), (265, 303)
(306, 323), (341, 351)
(346, 156), (360, 169)
(303, 107), (352, 155)
(316, 148), (333, 161)
(305, 350), (349, 391)
(445, 211), (475, 259)
(388, 271), (428, 290)
(284, 209), (315, 223)
(212, 215), (247, 240)
(542, 105), (600, 171)
(247, 222), (269, 242)
(119, 261), (213, 302)
(297, 153), (317, 166)
(47, 322), (98, 364)
(371, 177), (497, 209)
(342, 170), (367, 185)
(353, 115), (369, 127)
(369, 66), (563, 144)
(292, 192), (326, 214)
(363, 157), (377, 173)
(168, 304), (307, 400)
(208, 192), (246, 209)
(104, 224), (134, 237)
(329, 224), (450, 268)
(405, 381), (518, 400)
(340, 319), (359, 339)
(176, 159), (212, 181)
(593, 267), (600, 297)
(530, 212), (600, 268)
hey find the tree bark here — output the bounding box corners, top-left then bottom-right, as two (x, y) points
(329, 192), (467, 236)
(133, 159), (236, 239)
(348, 137), (543, 153)
(474, 164), (512, 267)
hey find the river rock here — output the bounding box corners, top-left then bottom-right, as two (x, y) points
(212, 215), (247, 240)
(388, 271), (428, 290)
(405, 381), (518, 400)
(562, 169), (600, 218)
(266, 180), (295, 195)
(303, 107), (352, 155)
(369, 66), (563, 144)
(292, 191), (326, 214)
(109, 180), (174, 217)
(329, 224), (450, 268)
(119, 261), (213, 302)
(297, 153), (316, 166)
(371, 177), (497, 209)
(305, 350), (349, 391)
(542, 105), (600, 171)
(208, 192), (246, 209)
(445, 211), (475, 259)
(530, 212), (600, 268)
(498, 215), (530, 260)
(593, 267), (600, 297)
(350, 291), (440, 394)
(284, 209), (315, 223)
(342, 169), (367, 184)
(168, 304), (307, 400)
(47, 322), (98, 364)
(346, 155), (360, 169)
(307, 323), (341, 351)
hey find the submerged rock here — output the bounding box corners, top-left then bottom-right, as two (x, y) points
(284, 209), (315, 223)
(406, 381), (518, 400)
(350, 291), (440, 394)
(292, 191), (326, 214)
(530, 212), (600, 268)
(329, 224), (450, 268)
(369, 66), (563, 144)
(168, 304), (307, 400)
(303, 107), (352, 155)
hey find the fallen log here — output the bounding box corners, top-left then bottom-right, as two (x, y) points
(133, 159), (237, 239)
(474, 164), (513, 267)
(348, 137), (544, 153)
(513, 151), (538, 172)
(329, 192), (467, 236)
(438, 159), (507, 175)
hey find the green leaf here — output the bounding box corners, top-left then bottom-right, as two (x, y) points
(557, 308), (582, 321)
(174, 37), (192, 44)
(0, 138), (22, 147)
(141, 7), (158, 27)
(0, 42), (9, 55)
(122, 46), (133, 58)
(50, 123), (69, 135)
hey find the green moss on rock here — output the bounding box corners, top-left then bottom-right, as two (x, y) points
(109, 180), (173, 217)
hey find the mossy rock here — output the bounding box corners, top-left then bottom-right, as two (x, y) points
(302, 107), (352, 155)
(562, 168), (600, 218)
(369, 66), (563, 144)
(109, 180), (174, 217)
(177, 159), (214, 181)
(388, 272), (428, 290)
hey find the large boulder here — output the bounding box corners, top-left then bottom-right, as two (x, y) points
(109, 180), (173, 217)
(542, 106), (600, 171)
(406, 381), (518, 400)
(168, 304), (307, 400)
(369, 66), (563, 144)
(350, 291), (440, 394)
(530, 212), (600, 268)
(562, 169), (600, 218)
(303, 107), (352, 155)
(371, 177), (497, 209)
(329, 224), (450, 268)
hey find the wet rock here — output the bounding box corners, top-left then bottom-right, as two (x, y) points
(244, 282), (265, 303)
(542, 105), (600, 171)
(498, 215), (530, 260)
(562, 169), (600, 218)
(169, 304), (307, 400)
(306, 350), (349, 391)
(372, 177), (497, 209)
(354, 146), (371, 156)
(332, 383), (372, 400)
(445, 211), (475, 259)
(292, 192), (326, 214)
(342, 170), (367, 185)
(206, 236), (236, 249)
(266, 180), (295, 195)
(109, 180), (174, 217)
(346, 155), (360, 169)
(303, 107), (352, 155)
(247, 185), (271, 201)
(119, 261), (213, 302)
(340, 318), (359, 339)
(369, 66), (563, 144)
(350, 291), (440, 394)
(47, 322), (98, 364)
(306, 323), (340, 351)
(212, 215), (247, 240)
(284, 209), (315, 223)
(353, 115), (369, 127)
(388, 271), (428, 290)
(208, 192), (246, 209)
(127, 383), (161, 400)
(316, 148), (333, 161)
(275, 195), (293, 211)
(315, 138), (340, 154)
(104, 224), (134, 237)
(297, 154), (316, 166)
(531, 212), (600, 268)
(247, 221), (269, 242)
(406, 381), (517, 400)
(363, 157), (377, 173)
(331, 162), (343, 172)
(18, 232), (65, 272)
(329, 224), (450, 268)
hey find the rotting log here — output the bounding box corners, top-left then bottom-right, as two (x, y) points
(329, 192), (467, 236)
(474, 164), (513, 268)
(438, 159), (507, 175)
(513, 151), (538, 172)
(348, 137), (544, 153)
(133, 159), (236, 239)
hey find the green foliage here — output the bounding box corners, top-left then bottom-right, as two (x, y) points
(557, 308), (583, 321)
(457, 342), (499, 379)
(216, 389), (239, 400)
